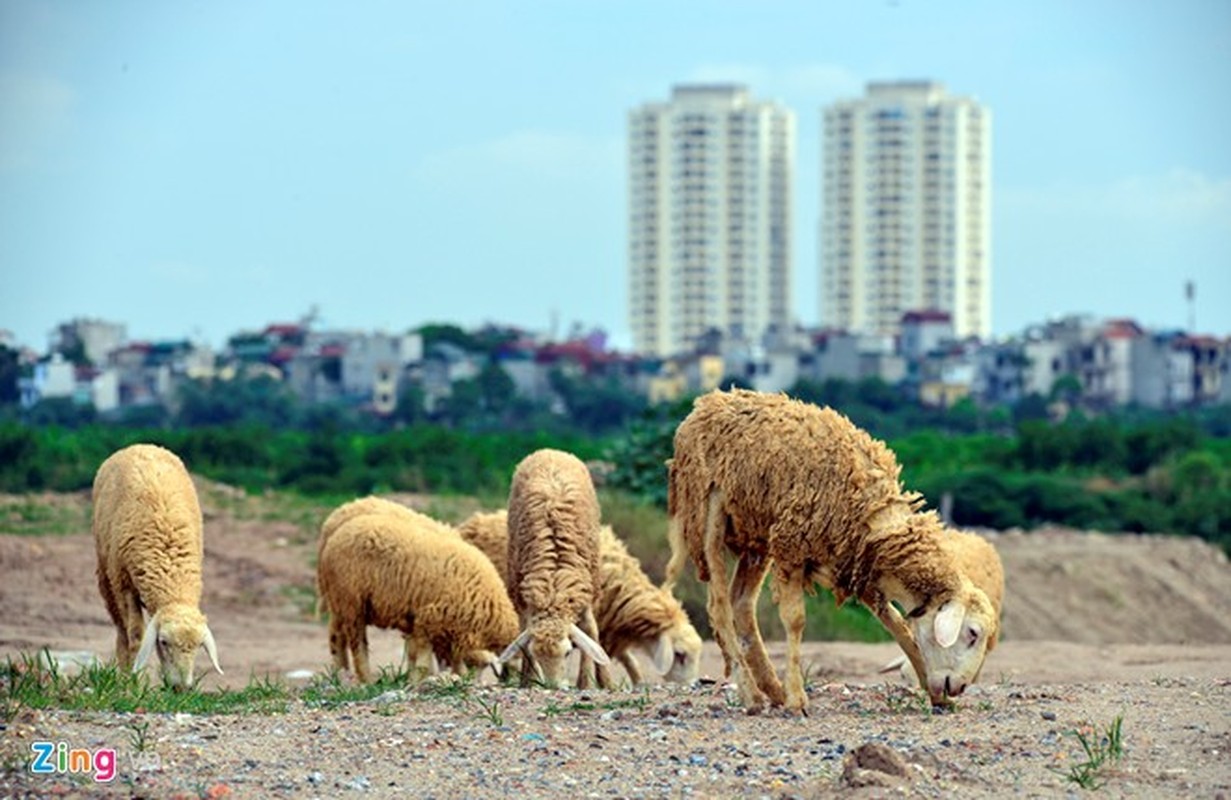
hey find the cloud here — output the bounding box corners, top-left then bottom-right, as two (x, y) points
(415, 130), (622, 186)
(1001, 169), (1231, 229)
(0, 72), (75, 172)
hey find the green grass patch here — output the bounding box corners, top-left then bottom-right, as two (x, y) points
(0, 496), (91, 536)
(1, 652), (291, 716)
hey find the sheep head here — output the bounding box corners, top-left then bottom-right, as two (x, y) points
(133, 605), (222, 690)
(905, 578), (997, 703)
(645, 620), (703, 685)
(497, 617), (610, 687)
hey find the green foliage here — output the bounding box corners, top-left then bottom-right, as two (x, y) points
(0, 345), (20, 406)
(1, 652), (290, 715)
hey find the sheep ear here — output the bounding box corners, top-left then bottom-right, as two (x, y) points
(651, 632), (673, 675)
(133, 615), (160, 672)
(201, 625), (223, 675)
(497, 630), (531, 665)
(933, 601), (965, 649)
(568, 624), (611, 666)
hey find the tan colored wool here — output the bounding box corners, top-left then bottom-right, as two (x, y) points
(92, 444), (221, 689)
(457, 509), (510, 584)
(505, 448), (611, 688)
(458, 508), (700, 686)
(318, 512), (517, 683)
(595, 525), (702, 686)
(665, 389), (998, 710)
(315, 496), (453, 618)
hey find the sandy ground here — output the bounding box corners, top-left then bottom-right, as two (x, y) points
(1, 486), (1230, 798)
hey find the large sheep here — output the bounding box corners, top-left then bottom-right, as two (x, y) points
(318, 512), (518, 683)
(459, 509), (702, 686)
(882, 529), (1004, 681)
(92, 444), (222, 689)
(497, 449), (612, 688)
(664, 389), (999, 710)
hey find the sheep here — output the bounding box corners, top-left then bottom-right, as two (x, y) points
(881, 529), (1004, 681)
(459, 509), (702, 686)
(92, 444), (222, 689)
(664, 389), (999, 710)
(497, 449), (612, 688)
(316, 496), (466, 674)
(317, 511), (518, 683)
(595, 524), (703, 686)
(314, 496), (439, 619)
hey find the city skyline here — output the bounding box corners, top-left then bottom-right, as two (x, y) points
(2, 1), (1228, 353)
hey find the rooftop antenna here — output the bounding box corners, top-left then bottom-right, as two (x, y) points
(1185, 280), (1196, 333)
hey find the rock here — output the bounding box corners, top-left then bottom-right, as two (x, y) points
(841, 742), (913, 789)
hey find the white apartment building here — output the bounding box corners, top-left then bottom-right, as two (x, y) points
(628, 84), (795, 357)
(821, 81), (991, 339)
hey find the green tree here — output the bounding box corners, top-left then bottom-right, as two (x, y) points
(0, 345), (20, 406)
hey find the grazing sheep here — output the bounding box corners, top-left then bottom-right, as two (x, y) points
(314, 496), (440, 619)
(498, 449), (612, 688)
(882, 529), (1004, 681)
(318, 512), (518, 683)
(664, 389), (998, 710)
(92, 444), (222, 689)
(459, 509), (702, 686)
(595, 525), (703, 686)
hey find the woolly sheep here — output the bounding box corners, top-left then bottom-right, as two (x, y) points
(497, 449), (612, 688)
(882, 529), (1004, 681)
(316, 496), (459, 673)
(92, 444), (222, 689)
(595, 524), (703, 686)
(317, 512), (518, 683)
(459, 509), (702, 686)
(314, 496), (437, 619)
(664, 389), (998, 710)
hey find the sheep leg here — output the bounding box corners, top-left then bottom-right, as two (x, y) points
(869, 597), (930, 698)
(703, 490), (767, 710)
(617, 651), (643, 686)
(771, 568), (808, 713)
(117, 587), (146, 671)
(328, 614), (351, 674)
(351, 623), (372, 684)
(97, 569), (131, 667)
(731, 551), (786, 707)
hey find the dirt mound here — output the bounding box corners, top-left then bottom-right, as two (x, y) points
(989, 527), (1231, 644)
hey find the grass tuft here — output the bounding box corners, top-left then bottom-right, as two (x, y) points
(1052, 714), (1125, 790)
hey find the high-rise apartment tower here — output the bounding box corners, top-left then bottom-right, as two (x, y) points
(628, 85), (795, 357)
(821, 81), (991, 339)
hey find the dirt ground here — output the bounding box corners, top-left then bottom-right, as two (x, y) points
(1, 485), (1229, 798)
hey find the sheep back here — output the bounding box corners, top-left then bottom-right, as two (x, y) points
(319, 514), (517, 659)
(506, 449), (601, 619)
(93, 443), (203, 611)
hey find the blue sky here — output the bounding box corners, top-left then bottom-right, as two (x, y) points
(2, 0), (1228, 352)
